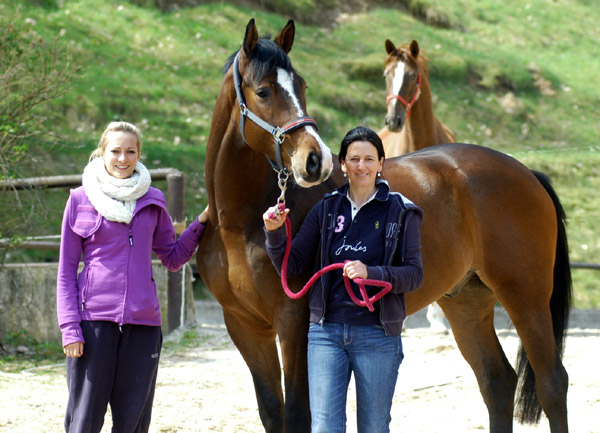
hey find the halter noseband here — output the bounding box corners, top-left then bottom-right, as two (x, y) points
(232, 53), (318, 172)
(386, 72), (422, 119)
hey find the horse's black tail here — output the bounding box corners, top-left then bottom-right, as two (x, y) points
(515, 170), (573, 424)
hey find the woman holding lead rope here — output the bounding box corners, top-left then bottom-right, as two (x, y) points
(263, 125), (424, 433)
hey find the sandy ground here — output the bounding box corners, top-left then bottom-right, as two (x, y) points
(0, 304), (598, 433)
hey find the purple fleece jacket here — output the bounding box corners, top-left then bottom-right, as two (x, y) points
(57, 186), (205, 347)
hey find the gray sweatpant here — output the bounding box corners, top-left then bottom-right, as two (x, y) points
(64, 321), (162, 433)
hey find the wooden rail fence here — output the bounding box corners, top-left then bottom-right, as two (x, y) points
(0, 169), (189, 333)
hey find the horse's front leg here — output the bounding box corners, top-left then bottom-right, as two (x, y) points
(223, 308), (284, 433)
(276, 297), (311, 433)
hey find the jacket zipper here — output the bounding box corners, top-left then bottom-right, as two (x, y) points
(318, 200), (329, 326)
(380, 203), (407, 335)
(120, 225), (133, 327)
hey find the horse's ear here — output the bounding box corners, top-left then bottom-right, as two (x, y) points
(385, 39), (396, 55)
(410, 40), (420, 58)
(274, 19), (295, 54)
(242, 18), (259, 59)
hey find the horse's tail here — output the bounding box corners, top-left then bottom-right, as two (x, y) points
(515, 170), (573, 424)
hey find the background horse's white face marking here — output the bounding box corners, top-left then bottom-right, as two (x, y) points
(277, 67), (333, 185)
(390, 62), (405, 108)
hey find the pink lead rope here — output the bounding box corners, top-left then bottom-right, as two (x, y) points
(279, 215), (392, 312)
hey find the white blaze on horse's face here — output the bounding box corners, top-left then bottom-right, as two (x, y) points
(277, 68), (303, 115)
(390, 61), (405, 109)
(276, 67), (333, 187)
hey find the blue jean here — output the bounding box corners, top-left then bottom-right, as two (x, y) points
(308, 321), (404, 433)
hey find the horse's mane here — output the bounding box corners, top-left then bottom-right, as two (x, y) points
(223, 35), (294, 82)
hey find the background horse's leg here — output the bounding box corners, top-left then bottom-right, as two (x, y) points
(222, 309), (284, 433)
(437, 278), (518, 433)
(275, 300), (311, 433)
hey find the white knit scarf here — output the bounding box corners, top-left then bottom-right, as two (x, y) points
(82, 157), (151, 224)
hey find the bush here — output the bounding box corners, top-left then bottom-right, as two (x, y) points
(0, 11), (80, 247)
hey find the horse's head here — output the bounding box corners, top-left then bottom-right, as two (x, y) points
(229, 19), (333, 187)
(383, 39), (424, 132)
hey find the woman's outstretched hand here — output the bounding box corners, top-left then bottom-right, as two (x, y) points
(197, 205), (209, 224)
(263, 204), (290, 232)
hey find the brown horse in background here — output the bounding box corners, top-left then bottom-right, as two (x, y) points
(379, 39), (456, 156)
(379, 39), (458, 330)
(196, 19), (571, 433)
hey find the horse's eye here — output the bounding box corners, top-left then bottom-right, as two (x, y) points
(256, 88), (271, 99)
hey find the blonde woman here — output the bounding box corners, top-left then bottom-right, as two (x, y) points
(57, 121), (207, 432)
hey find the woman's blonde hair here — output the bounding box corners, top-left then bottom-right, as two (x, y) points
(90, 121), (143, 161)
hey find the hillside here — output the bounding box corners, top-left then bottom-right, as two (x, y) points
(1, 0), (599, 306)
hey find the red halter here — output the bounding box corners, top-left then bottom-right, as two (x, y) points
(386, 73), (422, 119)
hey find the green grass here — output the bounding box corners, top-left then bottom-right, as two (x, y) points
(0, 329), (64, 373)
(0, 327), (214, 372)
(161, 328), (213, 354)
(2, 0), (599, 307)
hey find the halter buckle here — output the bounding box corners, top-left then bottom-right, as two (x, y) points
(274, 128), (287, 145)
(274, 167), (289, 211)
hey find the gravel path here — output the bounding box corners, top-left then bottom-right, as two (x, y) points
(1, 305), (598, 433)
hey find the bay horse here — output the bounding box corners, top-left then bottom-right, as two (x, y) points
(379, 39), (456, 156)
(195, 18), (571, 433)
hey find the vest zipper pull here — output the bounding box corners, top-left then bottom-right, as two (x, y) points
(129, 235), (133, 246)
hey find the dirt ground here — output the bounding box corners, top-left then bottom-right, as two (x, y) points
(1, 303), (598, 433)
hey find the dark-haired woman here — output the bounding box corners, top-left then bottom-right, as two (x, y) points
(263, 126), (424, 433)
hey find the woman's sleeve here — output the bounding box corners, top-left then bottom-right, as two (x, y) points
(152, 209), (205, 272)
(264, 202), (322, 276)
(366, 211), (424, 294)
(56, 193), (85, 347)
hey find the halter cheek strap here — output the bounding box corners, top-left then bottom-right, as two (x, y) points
(232, 53), (318, 172)
(386, 73), (422, 118)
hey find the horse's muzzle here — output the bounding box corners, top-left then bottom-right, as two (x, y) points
(305, 151), (322, 181)
(385, 113), (405, 132)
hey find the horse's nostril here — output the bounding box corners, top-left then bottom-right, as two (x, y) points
(306, 151), (322, 178)
(385, 116), (403, 132)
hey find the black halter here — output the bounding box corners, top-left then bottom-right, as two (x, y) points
(232, 53), (318, 172)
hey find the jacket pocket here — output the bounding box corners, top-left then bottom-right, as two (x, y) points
(79, 266), (92, 312)
(71, 205), (101, 238)
(151, 277), (160, 312)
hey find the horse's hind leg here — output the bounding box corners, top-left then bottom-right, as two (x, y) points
(222, 309), (284, 433)
(437, 278), (518, 433)
(498, 291), (569, 432)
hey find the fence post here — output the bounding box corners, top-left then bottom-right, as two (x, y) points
(166, 170), (185, 332)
